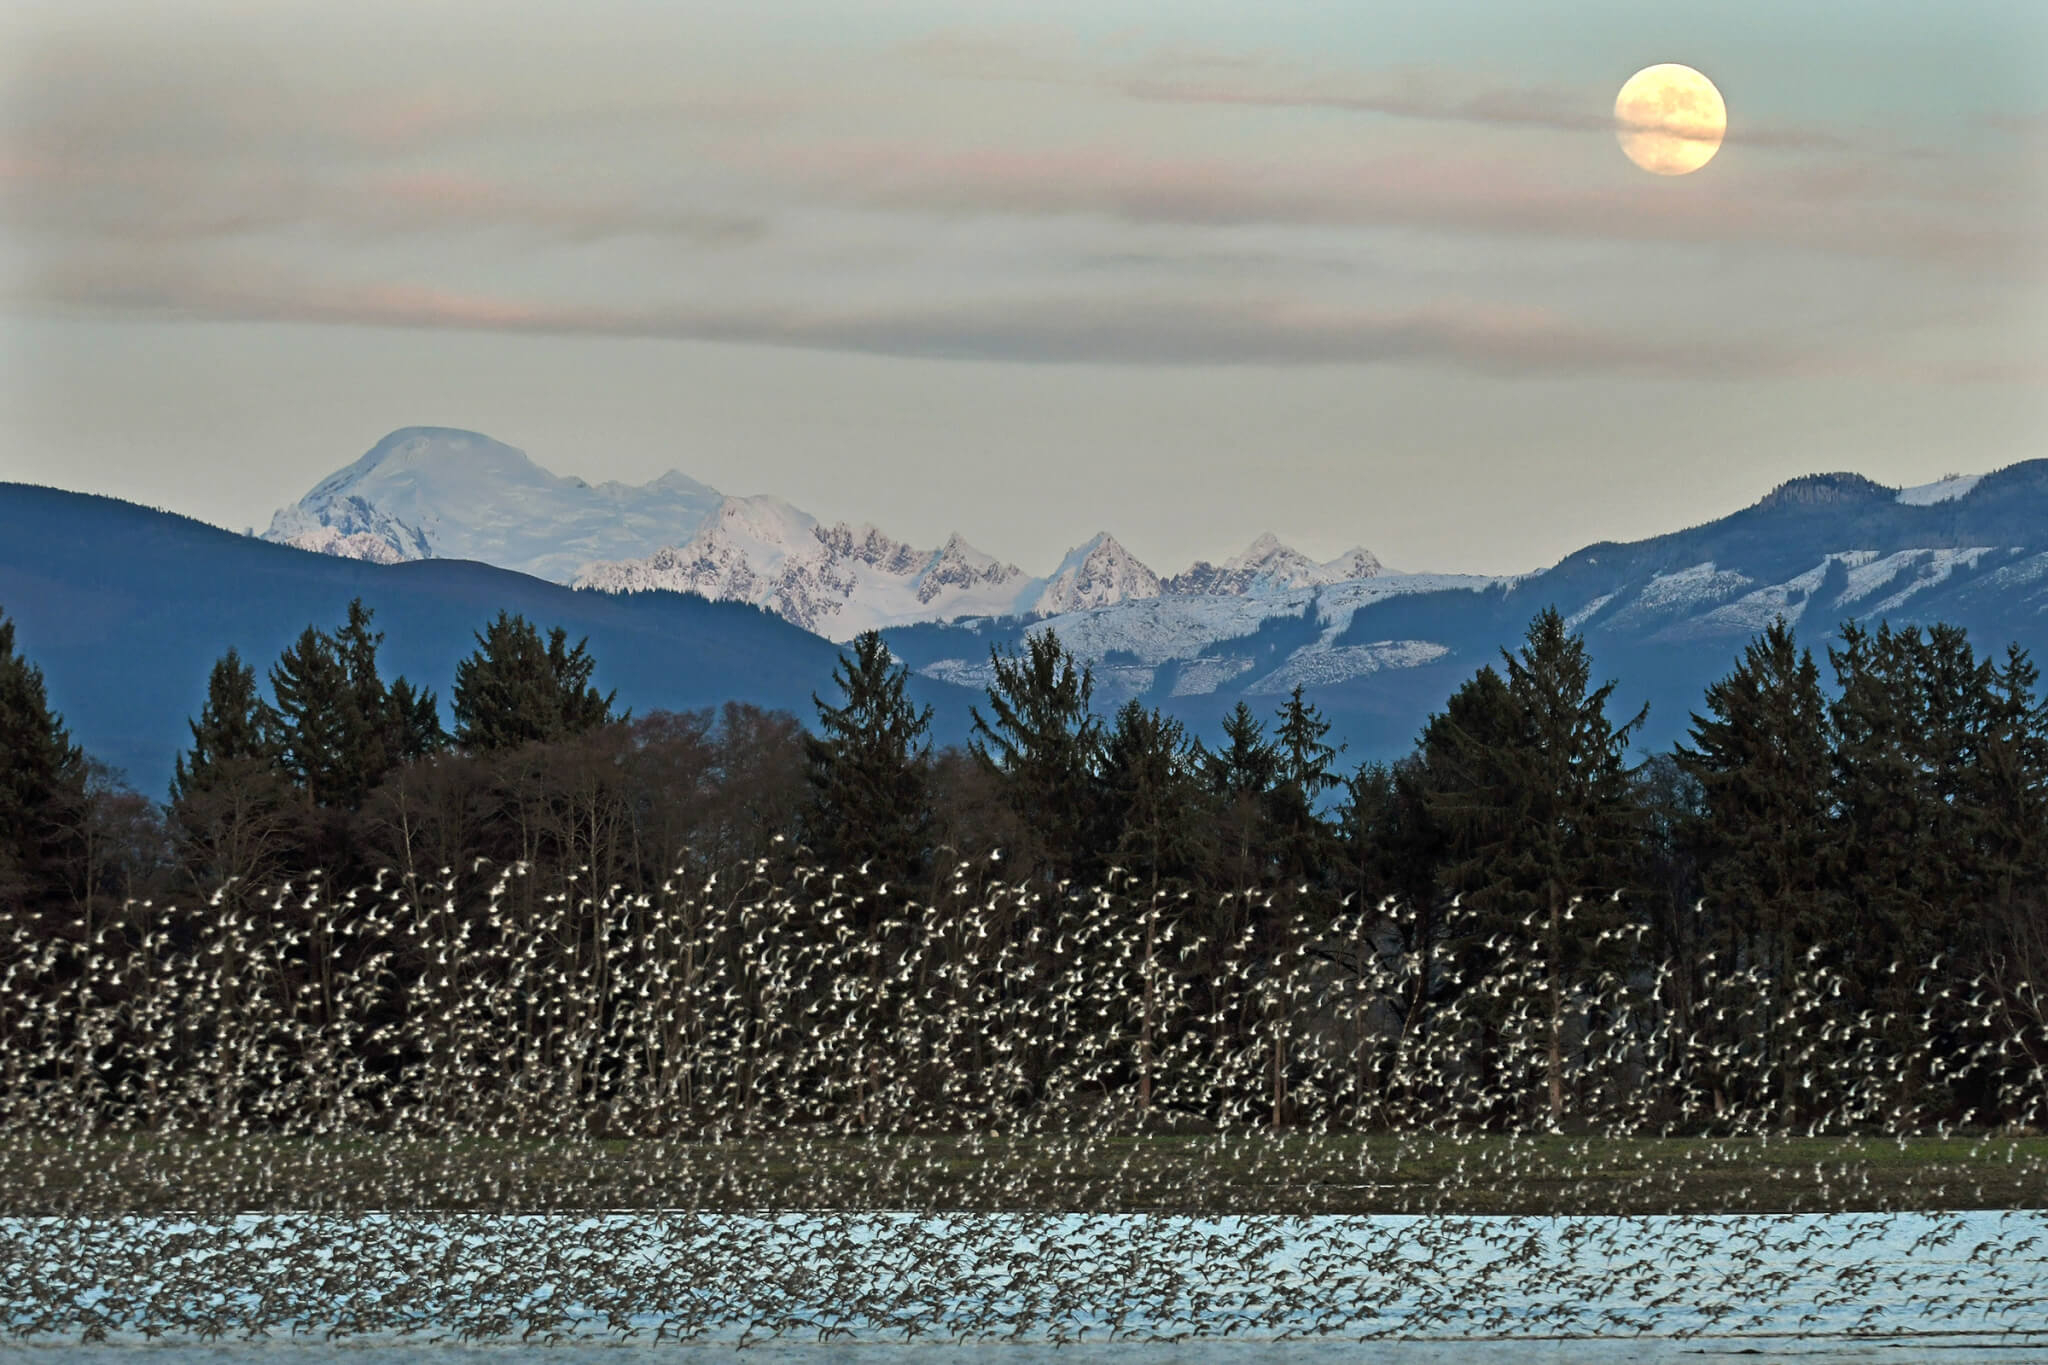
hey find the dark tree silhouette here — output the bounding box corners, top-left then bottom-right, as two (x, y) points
(451, 611), (617, 754)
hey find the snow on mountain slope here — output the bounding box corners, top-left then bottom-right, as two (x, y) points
(266, 495), (430, 564)
(264, 427), (725, 582)
(1245, 640), (1450, 694)
(575, 499), (1034, 640)
(1599, 562), (1756, 633)
(914, 570), (1498, 700)
(1896, 473), (1984, 506)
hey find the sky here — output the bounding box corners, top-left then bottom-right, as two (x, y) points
(2, 0), (2043, 577)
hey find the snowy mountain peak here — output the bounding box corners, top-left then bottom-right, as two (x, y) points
(1031, 533), (1163, 616)
(309, 427), (551, 502)
(575, 506), (1033, 641)
(710, 493), (819, 552)
(1320, 547), (1386, 581)
(264, 427), (728, 583)
(651, 469), (715, 495)
(1164, 534), (1384, 596)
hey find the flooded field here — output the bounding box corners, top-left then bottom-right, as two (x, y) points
(3, 1209), (2042, 1354)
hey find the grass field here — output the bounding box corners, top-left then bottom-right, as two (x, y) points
(5, 1130), (2045, 1216)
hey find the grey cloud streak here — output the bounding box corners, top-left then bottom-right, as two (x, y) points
(908, 34), (1855, 153)
(23, 256), (1811, 377)
(771, 141), (2026, 271)
(0, 159), (767, 251)
(1116, 74), (1854, 154)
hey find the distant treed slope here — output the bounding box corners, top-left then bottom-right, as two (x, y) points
(0, 484), (980, 796)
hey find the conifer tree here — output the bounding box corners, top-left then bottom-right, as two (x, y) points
(1828, 622), (1963, 977)
(387, 677), (449, 764)
(1204, 701), (1278, 899)
(1676, 616), (1835, 985)
(451, 611), (617, 753)
(1334, 757), (1443, 931)
(802, 630), (933, 886)
(1101, 699), (1208, 892)
(968, 628), (1104, 885)
(171, 648), (280, 804)
(1424, 607), (1646, 1124)
(170, 648), (295, 895)
(0, 607), (83, 905)
(1269, 685), (1343, 888)
(269, 624), (354, 807)
(266, 599), (438, 809)
(1967, 644), (2048, 913)
(1829, 620), (2018, 1005)
(1100, 698), (1208, 1119)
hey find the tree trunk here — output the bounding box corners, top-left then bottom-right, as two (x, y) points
(1139, 882), (1156, 1124)
(1548, 882), (1565, 1127)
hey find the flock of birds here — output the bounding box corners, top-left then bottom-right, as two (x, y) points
(0, 851), (2042, 1345)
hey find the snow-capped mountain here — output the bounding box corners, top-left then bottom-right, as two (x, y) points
(876, 459), (2048, 756)
(575, 498), (1035, 639)
(270, 428), (1398, 642)
(582, 523), (1385, 641)
(264, 427), (724, 583)
(1164, 533), (1382, 596)
(1030, 533), (1163, 616)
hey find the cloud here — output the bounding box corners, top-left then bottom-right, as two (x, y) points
(1125, 74), (1856, 154)
(18, 253), (1832, 377)
(754, 139), (2028, 270)
(908, 32), (1856, 153)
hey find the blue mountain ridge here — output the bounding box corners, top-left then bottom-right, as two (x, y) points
(8, 463), (2048, 801)
(0, 483), (980, 797)
(876, 462), (2048, 767)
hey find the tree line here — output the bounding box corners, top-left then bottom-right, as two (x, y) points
(2, 597), (2046, 1130)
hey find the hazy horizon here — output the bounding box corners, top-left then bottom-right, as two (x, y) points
(3, 0), (2042, 577)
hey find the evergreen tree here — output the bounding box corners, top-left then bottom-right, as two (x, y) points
(1334, 757), (1446, 950)
(1101, 700), (1209, 892)
(268, 623), (354, 806)
(1676, 616), (1835, 987)
(171, 648), (280, 804)
(802, 630), (933, 888)
(1828, 620), (2025, 1009)
(1827, 621), (1968, 980)
(1424, 607), (1646, 1124)
(1204, 701), (1278, 899)
(968, 628), (1104, 885)
(1269, 685), (1343, 888)
(0, 607), (83, 905)
(169, 647), (297, 896)
(451, 611), (618, 753)
(1100, 698), (1210, 1119)
(387, 677), (449, 764)
(1966, 644), (2048, 914)
(264, 599), (432, 810)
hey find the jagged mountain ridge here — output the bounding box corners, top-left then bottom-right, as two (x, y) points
(876, 461), (2048, 757)
(574, 499), (1038, 638)
(267, 428), (1388, 641)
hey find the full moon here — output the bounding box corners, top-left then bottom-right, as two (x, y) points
(1614, 64), (1726, 175)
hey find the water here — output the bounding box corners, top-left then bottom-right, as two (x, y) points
(3, 1210), (2042, 1356)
